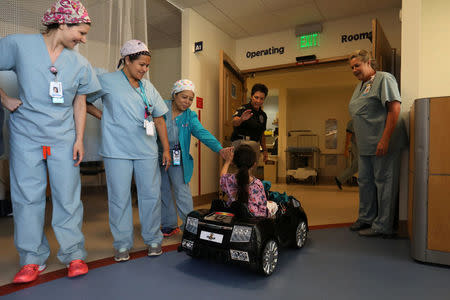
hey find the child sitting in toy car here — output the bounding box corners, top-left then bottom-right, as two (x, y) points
(220, 145), (278, 217)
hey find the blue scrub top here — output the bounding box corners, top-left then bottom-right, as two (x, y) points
(349, 71), (402, 155)
(164, 103), (180, 149)
(158, 100), (222, 183)
(88, 71), (168, 159)
(0, 34), (101, 146)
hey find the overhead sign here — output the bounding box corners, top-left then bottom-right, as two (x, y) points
(246, 46), (285, 59)
(297, 32), (320, 49)
(341, 31), (372, 43)
(194, 41), (203, 53)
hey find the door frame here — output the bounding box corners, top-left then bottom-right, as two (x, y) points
(218, 18), (396, 182)
(219, 50), (246, 145)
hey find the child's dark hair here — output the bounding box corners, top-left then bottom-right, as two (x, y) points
(233, 144), (257, 205)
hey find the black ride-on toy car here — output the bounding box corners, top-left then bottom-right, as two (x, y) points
(179, 190), (308, 276)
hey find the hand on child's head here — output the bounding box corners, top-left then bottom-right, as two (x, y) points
(224, 147), (234, 162)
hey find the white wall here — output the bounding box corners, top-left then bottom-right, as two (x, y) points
(149, 47), (181, 100)
(400, 0), (450, 221)
(419, 0), (450, 98)
(181, 8), (236, 196)
(400, 0), (421, 118)
(236, 8), (401, 70)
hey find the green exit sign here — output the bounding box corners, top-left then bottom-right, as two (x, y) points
(297, 33), (320, 49)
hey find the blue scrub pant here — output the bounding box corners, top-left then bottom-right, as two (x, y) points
(357, 150), (400, 234)
(10, 142), (86, 266)
(103, 157), (163, 250)
(160, 164), (193, 230)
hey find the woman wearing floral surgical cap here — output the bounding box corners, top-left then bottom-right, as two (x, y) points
(87, 40), (171, 262)
(0, 0), (100, 283)
(159, 80), (230, 237)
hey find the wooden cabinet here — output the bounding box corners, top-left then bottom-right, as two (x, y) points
(410, 97), (450, 265)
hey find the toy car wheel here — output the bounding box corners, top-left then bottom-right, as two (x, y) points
(260, 239), (279, 276)
(295, 220), (308, 248)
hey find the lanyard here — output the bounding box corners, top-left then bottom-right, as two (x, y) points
(121, 70), (151, 118)
(360, 74), (376, 92)
(49, 66), (58, 82)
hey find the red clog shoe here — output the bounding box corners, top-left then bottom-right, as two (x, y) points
(13, 264), (46, 284)
(67, 259), (88, 278)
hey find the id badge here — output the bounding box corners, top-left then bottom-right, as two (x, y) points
(362, 84), (371, 96)
(173, 149), (181, 166)
(49, 81), (64, 103)
(144, 119), (155, 136)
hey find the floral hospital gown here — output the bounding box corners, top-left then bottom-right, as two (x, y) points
(220, 173), (267, 217)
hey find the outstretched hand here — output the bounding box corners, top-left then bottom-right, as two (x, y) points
(240, 109), (253, 121)
(219, 147), (233, 160)
(222, 147), (234, 163)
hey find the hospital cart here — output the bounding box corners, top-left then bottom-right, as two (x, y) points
(286, 130), (320, 184)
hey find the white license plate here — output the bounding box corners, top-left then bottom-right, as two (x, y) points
(200, 230), (224, 243)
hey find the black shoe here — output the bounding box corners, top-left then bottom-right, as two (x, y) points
(349, 220), (371, 231)
(335, 177), (342, 190)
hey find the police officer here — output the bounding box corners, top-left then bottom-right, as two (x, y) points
(231, 83), (268, 162)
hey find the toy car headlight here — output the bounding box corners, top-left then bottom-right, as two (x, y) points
(182, 239), (194, 250)
(230, 225), (252, 242)
(292, 198), (300, 207)
(185, 217), (198, 234)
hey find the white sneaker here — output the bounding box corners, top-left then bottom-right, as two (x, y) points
(147, 243), (162, 256)
(114, 248), (130, 262)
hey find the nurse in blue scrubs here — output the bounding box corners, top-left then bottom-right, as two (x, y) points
(0, 0), (100, 283)
(347, 50), (406, 237)
(159, 80), (228, 237)
(87, 40), (171, 262)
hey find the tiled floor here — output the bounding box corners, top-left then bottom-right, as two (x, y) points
(0, 183), (358, 286)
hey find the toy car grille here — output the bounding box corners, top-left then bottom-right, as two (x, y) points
(198, 244), (231, 262)
(198, 221), (233, 231)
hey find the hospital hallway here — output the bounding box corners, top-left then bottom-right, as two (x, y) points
(1, 183), (450, 299)
(0, 183), (358, 287)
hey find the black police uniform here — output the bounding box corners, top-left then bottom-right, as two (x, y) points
(231, 102), (267, 143)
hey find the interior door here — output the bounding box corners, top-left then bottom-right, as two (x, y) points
(219, 50), (246, 149)
(372, 18), (395, 74)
